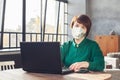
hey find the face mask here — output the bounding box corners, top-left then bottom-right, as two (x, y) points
(72, 26), (86, 39)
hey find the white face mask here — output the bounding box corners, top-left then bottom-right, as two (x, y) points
(72, 26), (86, 39)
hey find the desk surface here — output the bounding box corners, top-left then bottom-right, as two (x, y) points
(0, 68), (111, 80)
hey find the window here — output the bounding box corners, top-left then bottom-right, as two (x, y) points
(4, 0), (22, 32)
(26, 0), (41, 42)
(3, 0), (22, 48)
(0, 0), (68, 49)
(43, 0), (68, 43)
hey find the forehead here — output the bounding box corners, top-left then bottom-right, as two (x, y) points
(74, 21), (84, 26)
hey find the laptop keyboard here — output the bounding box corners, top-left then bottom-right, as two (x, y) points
(62, 67), (74, 74)
(62, 67), (89, 74)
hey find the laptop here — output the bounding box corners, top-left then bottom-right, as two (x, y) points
(20, 42), (74, 74)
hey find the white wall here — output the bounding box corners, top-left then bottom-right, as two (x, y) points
(87, 0), (120, 39)
(67, 0), (120, 40)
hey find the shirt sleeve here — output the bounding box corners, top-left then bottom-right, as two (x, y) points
(88, 42), (105, 71)
(60, 41), (70, 64)
(60, 43), (66, 63)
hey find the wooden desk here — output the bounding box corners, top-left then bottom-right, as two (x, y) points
(0, 68), (111, 80)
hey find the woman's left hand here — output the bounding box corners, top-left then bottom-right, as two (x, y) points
(69, 61), (89, 72)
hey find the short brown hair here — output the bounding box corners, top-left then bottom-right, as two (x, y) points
(70, 14), (92, 36)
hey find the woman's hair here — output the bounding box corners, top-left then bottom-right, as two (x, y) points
(70, 14), (92, 36)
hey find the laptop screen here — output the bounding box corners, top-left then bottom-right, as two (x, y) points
(20, 42), (62, 74)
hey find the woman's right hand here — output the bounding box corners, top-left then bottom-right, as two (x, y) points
(69, 61), (89, 72)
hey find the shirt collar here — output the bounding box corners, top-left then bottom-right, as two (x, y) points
(72, 37), (87, 48)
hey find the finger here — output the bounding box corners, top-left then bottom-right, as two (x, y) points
(69, 63), (77, 70)
(74, 63), (80, 70)
(74, 63), (82, 71)
(71, 62), (80, 71)
(69, 64), (75, 70)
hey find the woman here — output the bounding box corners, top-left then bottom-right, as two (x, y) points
(60, 14), (104, 72)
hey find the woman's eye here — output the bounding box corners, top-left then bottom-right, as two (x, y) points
(81, 26), (85, 29)
(74, 25), (79, 27)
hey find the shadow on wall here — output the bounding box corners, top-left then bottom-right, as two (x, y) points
(86, 0), (120, 40)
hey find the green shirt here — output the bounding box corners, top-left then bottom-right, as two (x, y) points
(60, 38), (105, 71)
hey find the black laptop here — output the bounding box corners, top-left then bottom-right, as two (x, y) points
(20, 42), (73, 74)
